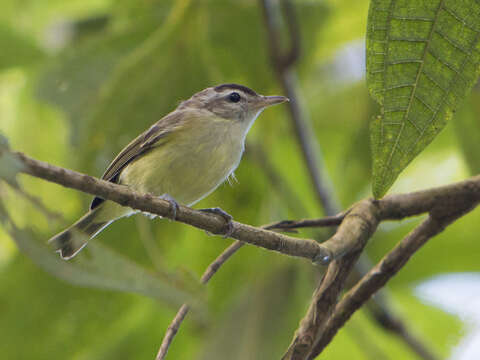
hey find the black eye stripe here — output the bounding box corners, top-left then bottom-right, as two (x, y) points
(228, 92), (241, 103)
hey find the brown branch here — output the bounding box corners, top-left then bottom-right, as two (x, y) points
(265, 212), (346, 231)
(265, 0), (471, 357)
(156, 220), (298, 359)
(282, 201), (380, 359)
(156, 304), (189, 360)
(351, 256), (440, 360)
(257, 3), (428, 354)
(307, 201), (478, 358)
(279, 177), (480, 229)
(280, 183), (480, 359)
(259, 0), (339, 216)
(250, 142), (418, 358)
(156, 241), (244, 360)
(15, 151), (333, 265)
(8, 149), (480, 359)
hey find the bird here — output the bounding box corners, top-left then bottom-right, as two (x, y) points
(48, 83), (288, 259)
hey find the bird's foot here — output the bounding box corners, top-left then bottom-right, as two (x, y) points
(199, 207), (234, 238)
(159, 194), (179, 221)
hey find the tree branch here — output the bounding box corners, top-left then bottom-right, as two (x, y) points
(308, 201), (478, 358)
(15, 151), (333, 265)
(281, 201), (380, 359)
(265, 212), (346, 231)
(269, 176), (480, 231)
(350, 256), (440, 360)
(7, 150), (480, 359)
(259, 0), (339, 216)
(155, 215), (307, 360)
(156, 241), (244, 360)
(257, 2), (437, 357)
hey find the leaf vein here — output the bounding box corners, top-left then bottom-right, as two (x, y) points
(427, 48), (467, 82)
(435, 29), (472, 55)
(380, 0), (447, 187)
(407, 23), (480, 154)
(442, 5), (480, 33)
(390, 37), (428, 43)
(391, 15), (434, 22)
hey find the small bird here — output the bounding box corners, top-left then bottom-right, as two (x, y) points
(49, 84), (288, 259)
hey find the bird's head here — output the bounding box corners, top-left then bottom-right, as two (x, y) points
(179, 83), (288, 124)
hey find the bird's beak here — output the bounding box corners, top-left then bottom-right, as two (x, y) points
(256, 95), (289, 109)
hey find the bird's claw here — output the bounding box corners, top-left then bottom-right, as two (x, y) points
(159, 194), (179, 221)
(199, 207), (234, 237)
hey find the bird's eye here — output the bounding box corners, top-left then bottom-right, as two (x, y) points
(228, 92), (241, 103)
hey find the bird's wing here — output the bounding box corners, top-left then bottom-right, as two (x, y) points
(90, 111), (185, 209)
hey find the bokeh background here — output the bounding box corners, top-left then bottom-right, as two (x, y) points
(1, 0), (480, 359)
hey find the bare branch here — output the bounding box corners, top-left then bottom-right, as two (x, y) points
(250, 139), (433, 358)
(352, 256), (440, 360)
(260, 0), (339, 216)
(200, 241), (244, 284)
(270, 175), (480, 230)
(156, 304), (189, 360)
(15, 151), (333, 264)
(282, 201), (380, 359)
(279, 0), (301, 69)
(308, 201), (478, 358)
(156, 241), (244, 360)
(8, 150), (480, 359)
(265, 213), (346, 231)
(157, 220), (306, 359)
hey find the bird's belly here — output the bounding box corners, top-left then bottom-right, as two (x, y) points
(119, 140), (242, 206)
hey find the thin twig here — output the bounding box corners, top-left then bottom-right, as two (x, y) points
(200, 241), (244, 284)
(156, 304), (189, 360)
(260, 0), (339, 216)
(266, 213), (346, 231)
(351, 256), (439, 360)
(156, 241), (244, 360)
(157, 221), (292, 359)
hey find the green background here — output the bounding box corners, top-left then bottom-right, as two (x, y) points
(1, 0), (479, 359)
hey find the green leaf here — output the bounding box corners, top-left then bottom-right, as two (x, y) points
(0, 202), (202, 309)
(367, 0), (480, 198)
(0, 23), (44, 69)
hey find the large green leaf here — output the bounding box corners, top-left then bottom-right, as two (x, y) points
(367, 0), (480, 198)
(0, 200), (202, 309)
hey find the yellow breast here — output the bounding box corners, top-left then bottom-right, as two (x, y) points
(119, 116), (245, 206)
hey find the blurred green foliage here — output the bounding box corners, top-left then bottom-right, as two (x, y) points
(0, 0), (479, 359)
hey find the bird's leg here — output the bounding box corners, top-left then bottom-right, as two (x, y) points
(198, 207), (234, 238)
(159, 194), (180, 221)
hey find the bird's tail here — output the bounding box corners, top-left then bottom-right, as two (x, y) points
(48, 206), (110, 260)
